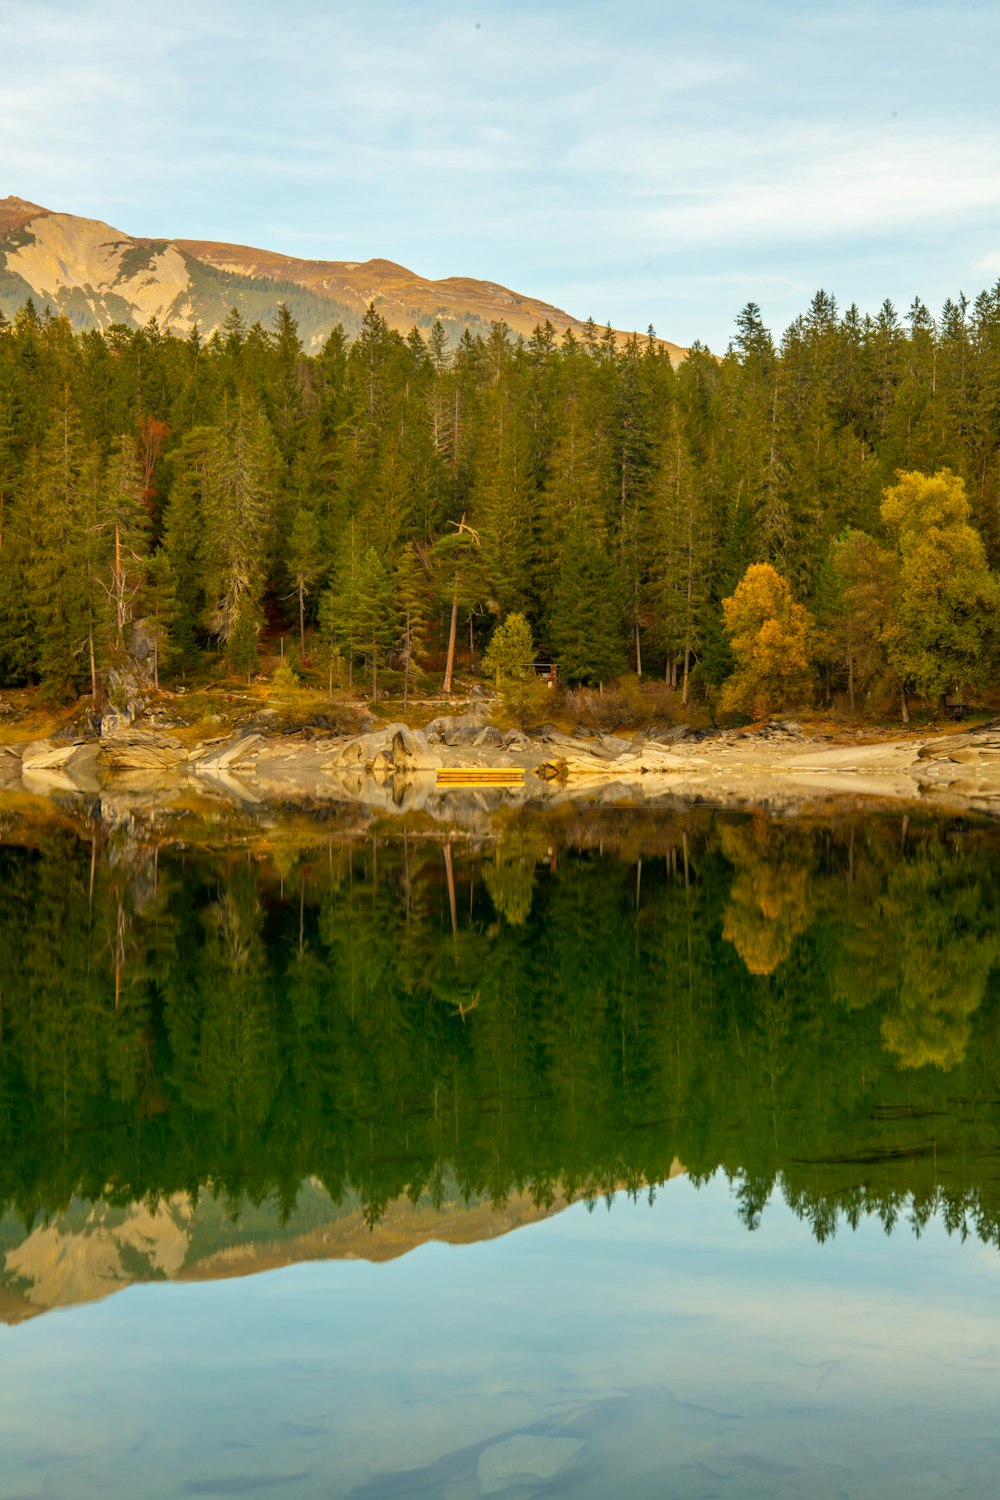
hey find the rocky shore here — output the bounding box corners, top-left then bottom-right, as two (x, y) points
(5, 710), (1000, 823)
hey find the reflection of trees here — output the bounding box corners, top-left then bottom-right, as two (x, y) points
(1, 813), (1000, 1250)
(720, 818), (812, 975)
(879, 845), (1000, 1070)
(482, 826), (549, 927)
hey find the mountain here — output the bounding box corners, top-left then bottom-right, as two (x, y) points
(0, 195), (686, 360)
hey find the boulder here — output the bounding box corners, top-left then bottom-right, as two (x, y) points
(390, 727), (442, 770)
(330, 738), (367, 767)
(98, 731), (188, 772)
(22, 739), (83, 771)
(473, 726), (504, 748)
(425, 712), (491, 744)
(191, 733), (262, 773)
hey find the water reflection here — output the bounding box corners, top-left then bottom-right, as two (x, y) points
(2, 803), (1000, 1313)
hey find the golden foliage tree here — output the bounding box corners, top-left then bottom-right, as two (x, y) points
(720, 563), (813, 719)
(880, 469), (1000, 711)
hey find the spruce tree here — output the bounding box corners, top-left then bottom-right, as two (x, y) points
(548, 521), (625, 685)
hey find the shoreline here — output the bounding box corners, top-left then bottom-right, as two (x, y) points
(4, 713), (1000, 825)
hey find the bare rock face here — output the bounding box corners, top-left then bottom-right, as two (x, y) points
(102, 667), (148, 734)
(98, 731), (187, 771)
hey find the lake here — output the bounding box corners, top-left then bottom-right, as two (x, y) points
(1, 803), (998, 1497)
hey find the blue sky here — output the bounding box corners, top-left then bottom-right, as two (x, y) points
(3, 0), (999, 350)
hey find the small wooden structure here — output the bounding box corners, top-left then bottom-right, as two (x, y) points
(436, 768), (526, 788)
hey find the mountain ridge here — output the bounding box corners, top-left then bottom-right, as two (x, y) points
(0, 195), (686, 361)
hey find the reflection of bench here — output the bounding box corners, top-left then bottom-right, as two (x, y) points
(436, 768), (525, 787)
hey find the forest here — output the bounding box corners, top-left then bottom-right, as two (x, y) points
(0, 283), (999, 717)
(1, 810), (999, 1248)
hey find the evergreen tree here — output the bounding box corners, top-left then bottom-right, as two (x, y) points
(286, 506), (324, 660)
(354, 547), (396, 700)
(201, 399), (280, 646)
(393, 541), (430, 708)
(549, 522), (625, 685)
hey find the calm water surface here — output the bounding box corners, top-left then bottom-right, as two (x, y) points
(1, 804), (999, 1498)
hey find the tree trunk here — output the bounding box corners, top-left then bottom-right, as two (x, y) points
(298, 577), (306, 660)
(900, 684), (909, 724)
(682, 642), (690, 706)
(634, 621), (642, 677)
(848, 653), (855, 715)
(89, 627), (97, 702)
(114, 523), (123, 648)
(371, 637), (378, 701)
(402, 606), (411, 709)
(442, 576), (459, 694)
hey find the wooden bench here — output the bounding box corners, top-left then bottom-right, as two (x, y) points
(436, 768), (526, 787)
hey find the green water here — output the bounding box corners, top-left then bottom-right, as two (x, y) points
(1, 805), (999, 1496)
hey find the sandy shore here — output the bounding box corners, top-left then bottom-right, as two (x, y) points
(4, 713), (1000, 825)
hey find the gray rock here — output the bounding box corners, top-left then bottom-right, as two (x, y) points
(333, 738), (367, 766)
(191, 734), (262, 773)
(425, 712), (490, 741)
(22, 738), (98, 772)
(103, 666), (148, 733)
(390, 727), (442, 770)
(98, 731), (188, 771)
(473, 725), (504, 748)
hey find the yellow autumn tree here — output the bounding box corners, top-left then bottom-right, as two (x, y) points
(720, 563), (813, 719)
(880, 469), (1000, 716)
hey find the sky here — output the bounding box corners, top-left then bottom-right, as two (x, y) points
(2, 0), (999, 350)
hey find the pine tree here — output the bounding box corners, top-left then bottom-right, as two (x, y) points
(393, 541), (430, 708)
(548, 521), (625, 685)
(201, 399), (280, 646)
(286, 506), (324, 660)
(28, 396), (98, 700)
(354, 546), (396, 700)
(100, 434), (150, 657)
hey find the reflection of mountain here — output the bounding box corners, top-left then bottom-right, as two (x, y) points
(0, 1180), (589, 1324)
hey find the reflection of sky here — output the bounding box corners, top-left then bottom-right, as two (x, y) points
(2, 1177), (999, 1499)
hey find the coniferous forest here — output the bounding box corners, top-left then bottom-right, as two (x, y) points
(1, 285), (1000, 713)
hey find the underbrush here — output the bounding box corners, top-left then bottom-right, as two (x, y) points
(564, 675), (712, 732)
